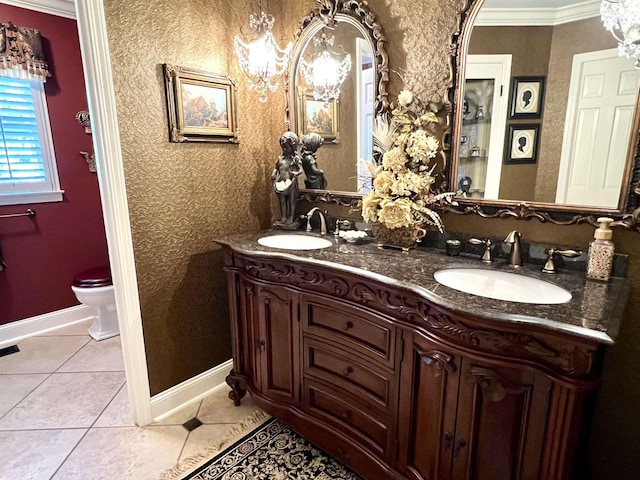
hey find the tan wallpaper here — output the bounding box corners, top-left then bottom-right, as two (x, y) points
(104, 0), (282, 395)
(102, 0), (640, 475)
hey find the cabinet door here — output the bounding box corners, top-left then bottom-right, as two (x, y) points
(451, 361), (551, 480)
(397, 332), (461, 480)
(255, 284), (301, 406)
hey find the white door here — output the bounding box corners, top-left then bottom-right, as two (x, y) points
(464, 54), (511, 199)
(556, 49), (640, 208)
(356, 38), (374, 193)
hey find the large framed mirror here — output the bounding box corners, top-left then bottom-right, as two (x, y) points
(286, 0), (389, 206)
(447, 0), (640, 229)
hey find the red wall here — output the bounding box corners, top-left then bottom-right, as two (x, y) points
(0, 5), (109, 325)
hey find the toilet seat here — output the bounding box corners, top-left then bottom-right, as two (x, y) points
(73, 267), (112, 288)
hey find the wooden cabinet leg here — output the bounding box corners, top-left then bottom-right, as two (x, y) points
(225, 372), (246, 406)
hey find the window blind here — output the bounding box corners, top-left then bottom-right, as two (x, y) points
(0, 77), (45, 185)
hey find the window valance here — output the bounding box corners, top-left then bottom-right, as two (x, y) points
(0, 22), (50, 82)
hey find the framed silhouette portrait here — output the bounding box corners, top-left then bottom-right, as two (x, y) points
(505, 124), (540, 164)
(509, 76), (545, 119)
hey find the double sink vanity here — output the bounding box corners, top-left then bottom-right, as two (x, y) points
(218, 230), (629, 480)
(218, 0), (639, 478)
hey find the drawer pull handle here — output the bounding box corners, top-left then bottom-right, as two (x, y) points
(453, 437), (467, 457)
(342, 366), (353, 376)
(342, 321), (353, 331)
(442, 431), (453, 452)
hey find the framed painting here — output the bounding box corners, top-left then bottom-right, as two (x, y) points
(504, 124), (540, 164)
(163, 64), (239, 143)
(298, 95), (339, 143)
(509, 76), (545, 119)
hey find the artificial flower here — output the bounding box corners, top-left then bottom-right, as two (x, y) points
(363, 90), (454, 232)
(397, 89), (413, 107)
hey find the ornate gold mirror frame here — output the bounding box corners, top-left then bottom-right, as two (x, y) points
(443, 0), (640, 231)
(286, 0), (389, 207)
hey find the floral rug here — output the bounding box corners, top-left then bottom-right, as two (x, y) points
(164, 415), (361, 480)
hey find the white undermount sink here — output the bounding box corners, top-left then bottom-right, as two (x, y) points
(257, 234), (333, 250)
(433, 268), (572, 304)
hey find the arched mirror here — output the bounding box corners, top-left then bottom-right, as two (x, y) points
(448, 0), (640, 227)
(286, 0), (388, 202)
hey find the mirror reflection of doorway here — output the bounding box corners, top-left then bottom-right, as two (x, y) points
(556, 48), (640, 208)
(356, 37), (374, 193)
(460, 54), (511, 199)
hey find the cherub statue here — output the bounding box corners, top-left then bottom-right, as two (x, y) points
(272, 132), (303, 229)
(300, 132), (327, 190)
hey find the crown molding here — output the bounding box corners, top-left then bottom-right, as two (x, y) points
(0, 0), (76, 19)
(475, 0), (600, 26)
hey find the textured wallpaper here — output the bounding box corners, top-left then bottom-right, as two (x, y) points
(102, 2), (640, 475)
(104, 0), (282, 394)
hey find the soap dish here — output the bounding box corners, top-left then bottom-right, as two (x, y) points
(339, 230), (368, 244)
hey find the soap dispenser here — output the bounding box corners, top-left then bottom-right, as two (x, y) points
(586, 217), (615, 282)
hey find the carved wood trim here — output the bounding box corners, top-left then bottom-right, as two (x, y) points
(299, 189), (362, 207)
(469, 366), (531, 403)
(229, 254), (601, 378)
(421, 350), (456, 377)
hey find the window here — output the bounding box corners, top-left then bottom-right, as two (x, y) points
(0, 77), (63, 206)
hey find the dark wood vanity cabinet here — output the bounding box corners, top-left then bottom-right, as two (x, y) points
(397, 331), (551, 480)
(224, 250), (606, 480)
(231, 276), (300, 407)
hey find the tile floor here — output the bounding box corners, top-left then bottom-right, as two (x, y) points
(0, 320), (261, 479)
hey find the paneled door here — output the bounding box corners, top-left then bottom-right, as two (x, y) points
(557, 48), (640, 208)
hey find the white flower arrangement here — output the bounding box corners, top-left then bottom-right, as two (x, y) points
(362, 90), (453, 233)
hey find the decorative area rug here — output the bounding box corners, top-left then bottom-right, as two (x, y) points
(162, 413), (361, 480)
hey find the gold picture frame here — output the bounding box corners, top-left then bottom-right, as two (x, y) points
(163, 64), (239, 143)
(298, 95), (339, 143)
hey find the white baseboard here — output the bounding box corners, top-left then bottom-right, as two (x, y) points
(0, 305), (94, 349)
(150, 359), (233, 422)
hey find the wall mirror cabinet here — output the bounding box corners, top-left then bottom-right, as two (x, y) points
(286, 0), (389, 200)
(447, 0), (640, 228)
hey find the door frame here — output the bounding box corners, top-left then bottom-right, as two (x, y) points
(465, 54), (512, 199)
(75, 0), (152, 425)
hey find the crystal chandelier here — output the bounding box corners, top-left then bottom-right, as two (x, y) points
(299, 32), (352, 103)
(601, 0), (640, 68)
(234, 7), (292, 102)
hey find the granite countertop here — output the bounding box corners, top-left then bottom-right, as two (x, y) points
(216, 231), (630, 345)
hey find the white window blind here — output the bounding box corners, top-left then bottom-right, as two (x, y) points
(0, 77), (63, 205)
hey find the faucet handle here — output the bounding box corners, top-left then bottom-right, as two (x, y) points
(468, 238), (493, 263)
(542, 248), (582, 274)
(334, 219), (352, 236)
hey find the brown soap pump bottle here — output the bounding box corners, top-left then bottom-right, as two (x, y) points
(586, 217), (615, 282)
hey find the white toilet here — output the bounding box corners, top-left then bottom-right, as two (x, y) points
(71, 266), (119, 341)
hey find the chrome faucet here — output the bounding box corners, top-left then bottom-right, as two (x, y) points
(305, 207), (327, 235)
(504, 230), (523, 267)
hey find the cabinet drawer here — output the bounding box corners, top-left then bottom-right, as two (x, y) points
(301, 295), (396, 367)
(304, 377), (393, 458)
(304, 338), (393, 409)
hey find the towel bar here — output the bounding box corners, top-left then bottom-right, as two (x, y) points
(0, 208), (35, 219)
